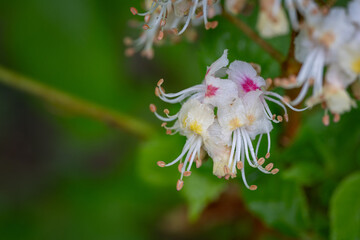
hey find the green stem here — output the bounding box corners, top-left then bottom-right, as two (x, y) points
(0, 65), (155, 140)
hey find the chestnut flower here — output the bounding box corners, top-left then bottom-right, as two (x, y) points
(150, 50), (305, 191)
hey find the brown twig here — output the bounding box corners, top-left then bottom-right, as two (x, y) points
(223, 11), (286, 63)
(0, 65), (156, 140)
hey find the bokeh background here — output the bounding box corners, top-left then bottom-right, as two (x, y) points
(0, 0), (359, 239)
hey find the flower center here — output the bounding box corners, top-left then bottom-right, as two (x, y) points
(189, 121), (203, 135)
(351, 58), (360, 74)
(246, 114), (256, 125)
(241, 77), (260, 93)
(205, 84), (219, 97)
(229, 118), (243, 131)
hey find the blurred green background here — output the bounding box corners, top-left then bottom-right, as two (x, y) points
(0, 0), (359, 239)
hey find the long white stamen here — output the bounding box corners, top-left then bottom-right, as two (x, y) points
(265, 91), (308, 111)
(181, 139), (198, 178)
(240, 129), (257, 168)
(202, 0), (208, 25)
(264, 96), (288, 116)
(154, 111), (178, 122)
(255, 134), (263, 156)
(159, 84), (204, 98)
(267, 132), (271, 154)
(186, 138), (202, 171)
(239, 143), (250, 189)
(228, 131), (237, 169)
(178, 0), (199, 35)
(296, 49), (318, 85)
(291, 79), (310, 105)
(165, 135), (195, 166)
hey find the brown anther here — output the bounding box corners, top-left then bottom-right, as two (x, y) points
(149, 104), (156, 113)
(156, 79), (164, 87)
(257, 158), (265, 166)
(163, 109), (170, 115)
(272, 114), (276, 120)
(265, 163), (274, 171)
(161, 122), (167, 127)
(157, 161), (166, 167)
(142, 24), (150, 30)
(333, 114), (340, 123)
(130, 7), (138, 15)
(157, 31), (164, 41)
(250, 185), (258, 191)
(271, 168), (279, 175)
(176, 180), (184, 191)
(144, 14), (151, 23)
(237, 161), (243, 170)
(178, 163), (184, 173)
(225, 174), (230, 180)
(277, 115), (283, 122)
(284, 114), (289, 122)
(265, 152), (270, 159)
(322, 115), (330, 126)
(123, 37), (133, 46)
(155, 87), (160, 97)
(166, 129), (172, 135)
(184, 171), (192, 177)
(125, 48), (135, 57)
(224, 165), (230, 175)
(205, 21), (218, 30)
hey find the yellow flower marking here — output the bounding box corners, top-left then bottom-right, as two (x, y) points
(351, 58), (360, 74)
(229, 118), (243, 131)
(189, 121), (203, 135)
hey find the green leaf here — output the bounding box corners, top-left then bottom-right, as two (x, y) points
(330, 172), (360, 240)
(242, 175), (309, 236)
(283, 161), (325, 186)
(181, 170), (226, 221)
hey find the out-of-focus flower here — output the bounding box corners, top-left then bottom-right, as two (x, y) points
(126, 0), (220, 59)
(150, 50), (304, 191)
(256, 0), (289, 38)
(225, 0), (246, 15)
(289, 7), (355, 106)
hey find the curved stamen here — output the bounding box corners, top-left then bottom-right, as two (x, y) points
(255, 134), (263, 156)
(186, 137), (202, 171)
(265, 91), (309, 111)
(239, 129), (257, 168)
(291, 79), (311, 105)
(178, 0), (199, 35)
(165, 135), (195, 166)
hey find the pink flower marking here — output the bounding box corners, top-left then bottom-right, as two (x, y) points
(241, 77), (260, 93)
(205, 84), (219, 97)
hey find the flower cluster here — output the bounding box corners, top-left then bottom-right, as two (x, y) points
(150, 50), (304, 191)
(125, 0), (221, 59)
(276, 0), (360, 125)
